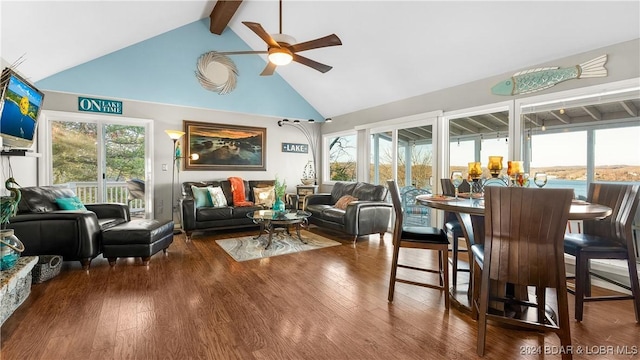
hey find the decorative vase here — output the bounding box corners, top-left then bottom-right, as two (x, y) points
(0, 229), (25, 270)
(273, 197), (285, 212)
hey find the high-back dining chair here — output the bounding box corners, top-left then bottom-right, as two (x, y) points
(564, 183), (640, 322)
(474, 187), (574, 358)
(387, 180), (450, 310)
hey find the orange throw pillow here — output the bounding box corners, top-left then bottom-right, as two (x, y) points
(334, 195), (358, 210)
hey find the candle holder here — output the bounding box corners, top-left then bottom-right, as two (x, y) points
(488, 156), (503, 178)
(467, 162), (482, 198)
(508, 161), (524, 187)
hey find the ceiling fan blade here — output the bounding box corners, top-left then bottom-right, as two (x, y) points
(292, 54), (333, 73)
(290, 34), (342, 53)
(209, 0), (243, 35)
(242, 21), (280, 48)
(260, 62), (277, 76)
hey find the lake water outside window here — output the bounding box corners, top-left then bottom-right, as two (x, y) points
(528, 130), (588, 198)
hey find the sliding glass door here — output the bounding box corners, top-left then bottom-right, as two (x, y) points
(43, 111), (152, 218)
(369, 116), (437, 226)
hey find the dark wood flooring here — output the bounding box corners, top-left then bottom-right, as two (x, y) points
(1, 227), (639, 359)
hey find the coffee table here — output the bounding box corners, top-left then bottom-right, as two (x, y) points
(247, 210), (312, 249)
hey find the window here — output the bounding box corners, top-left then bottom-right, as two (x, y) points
(594, 127), (640, 183)
(325, 132), (357, 182)
(369, 131), (392, 186)
(41, 110), (153, 218)
(528, 129), (588, 197)
(446, 106), (511, 180)
(520, 84), (640, 199)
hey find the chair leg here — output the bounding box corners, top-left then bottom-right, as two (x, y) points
(451, 232), (459, 288)
(442, 247), (450, 310)
(574, 252), (588, 321)
(626, 258), (640, 322)
(585, 258), (592, 297)
(388, 242), (401, 302)
(536, 286), (546, 324)
(476, 266), (490, 356)
(471, 259), (481, 320)
(438, 250), (444, 287)
(556, 280), (573, 360)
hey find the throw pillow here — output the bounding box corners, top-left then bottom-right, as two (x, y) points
(55, 196), (87, 210)
(191, 185), (213, 208)
(207, 186), (228, 207)
(253, 186), (275, 208)
(334, 195), (358, 210)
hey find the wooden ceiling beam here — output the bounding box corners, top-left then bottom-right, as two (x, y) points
(210, 0), (243, 35)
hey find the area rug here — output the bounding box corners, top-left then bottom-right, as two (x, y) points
(216, 230), (341, 262)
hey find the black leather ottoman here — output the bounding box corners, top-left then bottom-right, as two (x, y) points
(102, 219), (174, 266)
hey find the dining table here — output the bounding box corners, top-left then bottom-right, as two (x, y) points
(415, 193), (613, 314)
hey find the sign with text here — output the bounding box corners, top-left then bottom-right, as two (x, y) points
(78, 97), (123, 114)
(281, 142), (308, 153)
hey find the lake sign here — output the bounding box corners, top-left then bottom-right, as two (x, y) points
(282, 143), (308, 153)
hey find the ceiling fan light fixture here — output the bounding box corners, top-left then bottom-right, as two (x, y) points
(268, 47), (293, 66)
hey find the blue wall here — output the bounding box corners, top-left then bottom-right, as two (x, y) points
(36, 19), (323, 121)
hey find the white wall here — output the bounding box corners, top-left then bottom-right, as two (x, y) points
(5, 91), (316, 222)
(324, 39), (640, 133)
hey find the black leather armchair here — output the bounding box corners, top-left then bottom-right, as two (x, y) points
(8, 186), (130, 269)
(305, 182), (392, 243)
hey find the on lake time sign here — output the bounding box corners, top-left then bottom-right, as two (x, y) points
(78, 97), (123, 114)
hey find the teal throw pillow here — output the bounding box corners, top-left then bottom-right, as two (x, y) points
(191, 185), (213, 208)
(55, 196), (87, 210)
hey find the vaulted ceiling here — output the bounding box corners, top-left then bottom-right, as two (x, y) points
(2, 1), (639, 119)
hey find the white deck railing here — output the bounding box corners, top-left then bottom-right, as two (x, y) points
(61, 181), (144, 212)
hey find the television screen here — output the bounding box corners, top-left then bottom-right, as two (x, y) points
(0, 68), (45, 148)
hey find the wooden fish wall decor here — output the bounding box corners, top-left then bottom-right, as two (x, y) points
(491, 54), (608, 96)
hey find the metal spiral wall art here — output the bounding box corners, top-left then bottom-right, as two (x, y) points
(195, 52), (238, 95)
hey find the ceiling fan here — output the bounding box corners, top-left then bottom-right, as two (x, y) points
(218, 0), (342, 76)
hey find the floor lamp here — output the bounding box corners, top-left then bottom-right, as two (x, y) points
(165, 130), (185, 235)
(277, 119), (320, 184)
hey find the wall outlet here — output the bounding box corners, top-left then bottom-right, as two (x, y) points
(162, 164), (168, 171)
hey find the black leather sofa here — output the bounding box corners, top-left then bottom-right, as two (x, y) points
(180, 179), (289, 239)
(8, 186), (131, 269)
(305, 182), (392, 243)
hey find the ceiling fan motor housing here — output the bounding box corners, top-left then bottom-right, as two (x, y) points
(271, 33), (296, 47)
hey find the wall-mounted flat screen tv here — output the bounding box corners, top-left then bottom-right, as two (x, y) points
(0, 68), (45, 149)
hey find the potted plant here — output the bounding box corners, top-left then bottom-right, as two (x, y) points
(273, 176), (287, 212)
(301, 160), (316, 185)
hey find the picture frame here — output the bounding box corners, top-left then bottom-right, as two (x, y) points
(184, 120), (266, 171)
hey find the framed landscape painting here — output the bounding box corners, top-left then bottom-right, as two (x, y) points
(184, 120), (266, 171)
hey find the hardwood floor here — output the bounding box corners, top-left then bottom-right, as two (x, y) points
(1, 227), (638, 359)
